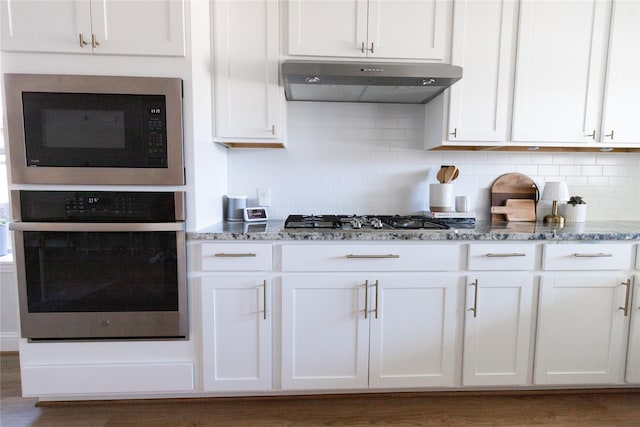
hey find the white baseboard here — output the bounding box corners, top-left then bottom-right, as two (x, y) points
(0, 332), (20, 352)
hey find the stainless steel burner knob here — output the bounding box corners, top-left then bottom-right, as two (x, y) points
(371, 218), (383, 229)
(351, 218), (363, 229)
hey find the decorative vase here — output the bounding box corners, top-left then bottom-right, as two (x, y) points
(561, 204), (587, 223)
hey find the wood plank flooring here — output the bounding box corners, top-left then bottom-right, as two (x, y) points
(2, 352), (640, 426)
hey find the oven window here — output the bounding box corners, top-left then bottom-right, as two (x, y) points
(23, 231), (179, 313)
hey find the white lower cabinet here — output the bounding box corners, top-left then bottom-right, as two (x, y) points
(535, 243), (635, 385)
(281, 275), (369, 390)
(281, 273), (459, 390)
(200, 276), (272, 392)
(368, 275), (458, 388)
(627, 276), (640, 384)
(535, 274), (631, 385)
(462, 273), (534, 386)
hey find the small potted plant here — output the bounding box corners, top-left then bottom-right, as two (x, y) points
(562, 196), (587, 223)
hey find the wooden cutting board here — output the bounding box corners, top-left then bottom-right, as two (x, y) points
(490, 173), (539, 222)
(490, 199), (536, 221)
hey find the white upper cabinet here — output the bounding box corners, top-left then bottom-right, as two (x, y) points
(287, 0), (447, 60)
(447, 0), (518, 143)
(212, 0), (284, 148)
(599, 0), (640, 145)
(512, 0), (611, 144)
(0, 0), (186, 56)
(511, 0), (639, 147)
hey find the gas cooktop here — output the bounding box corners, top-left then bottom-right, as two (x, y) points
(284, 215), (450, 231)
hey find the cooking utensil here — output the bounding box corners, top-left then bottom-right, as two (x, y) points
(443, 166), (456, 183)
(490, 199), (536, 221)
(436, 168), (447, 183)
(451, 168), (459, 181)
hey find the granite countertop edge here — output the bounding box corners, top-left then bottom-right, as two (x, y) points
(187, 220), (640, 242)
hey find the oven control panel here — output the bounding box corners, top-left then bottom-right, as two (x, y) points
(17, 191), (182, 222)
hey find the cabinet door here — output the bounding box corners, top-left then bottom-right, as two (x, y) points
(90, 0), (185, 56)
(368, 274), (458, 388)
(367, 0), (446, 60)
(0, 0), (92, 53)
(627, 276), (640, 384)
(535, 274), (630, 385)
(512, 0), (611, 143)
(600, 0), (640, 145)
(281, 275), (369, 390)
(213, 0), (284, 146)
(462, 274), (533, 386)
(288, 0), (367, 57)
(448, 0), (517, 142)
(201, 276), (271, 391)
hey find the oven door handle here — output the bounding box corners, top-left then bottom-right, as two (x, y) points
(9, 222), (185, 232)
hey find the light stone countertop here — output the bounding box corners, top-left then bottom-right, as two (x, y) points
(188, 220), (640, 241)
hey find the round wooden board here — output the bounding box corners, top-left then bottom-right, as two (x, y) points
(490, 173), (539, 222)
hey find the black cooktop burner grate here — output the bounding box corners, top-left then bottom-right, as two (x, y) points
(284, 214), (449, 230)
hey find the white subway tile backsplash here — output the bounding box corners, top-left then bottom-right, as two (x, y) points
(581, 165), (604, 176)
(227, 103), (640, 221)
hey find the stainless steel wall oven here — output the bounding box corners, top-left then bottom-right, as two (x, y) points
(10, 190), (187, 341)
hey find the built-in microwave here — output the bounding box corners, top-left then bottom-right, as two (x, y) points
(3, 73), (184, 185)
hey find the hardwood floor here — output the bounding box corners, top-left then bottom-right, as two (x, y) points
(2, 352), (639, 426)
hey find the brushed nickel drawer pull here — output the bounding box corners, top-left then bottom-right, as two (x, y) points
(469, 279), (478, 318)
(620, 279), (631, 317)
(346, 254), (400, 259)
(364, 280), (369, 319)
(374, 280), (379, 319)
(79, 33), (88, 47)
(573, 253), (613, 258)
(486, 253), (526, 257)
(262, 280), (267, 320)
(213, 253), (257, 258)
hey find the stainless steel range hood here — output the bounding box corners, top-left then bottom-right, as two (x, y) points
(281, 60), (462, 104)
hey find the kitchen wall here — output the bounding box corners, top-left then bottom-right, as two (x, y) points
(228, 102), (640, 221)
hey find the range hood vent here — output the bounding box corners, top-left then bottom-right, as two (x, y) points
(281, 60), (462, 104)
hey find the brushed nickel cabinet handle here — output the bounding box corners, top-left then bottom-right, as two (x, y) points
(604, 130), (614, 140)
(370, 42), (374, 54)
(361, 42), (366, 54)
(573, 253), (613, 258)
(79, 34), (88, 47)
(364, 280), (369, 319)
(620, 279), (631, 317)
(449, 128), (457, 138)
(469, 279), (478, 318)
(91, 34), (100, 48)
(374, 280), (379, 319)
(346, 254), (400, 259)
(262, 280), (267, 320)
(271, 125), (275, 135)
(586, 130), (596, 140)
(213, 253), (257, 258)
(486, 253), (526, 258)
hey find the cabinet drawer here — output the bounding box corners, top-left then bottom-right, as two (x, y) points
(281, 244), (460, 272)
(200, 243), (273, 271)
(542, 243), (633, 271)
(467, 244), (536, 270)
